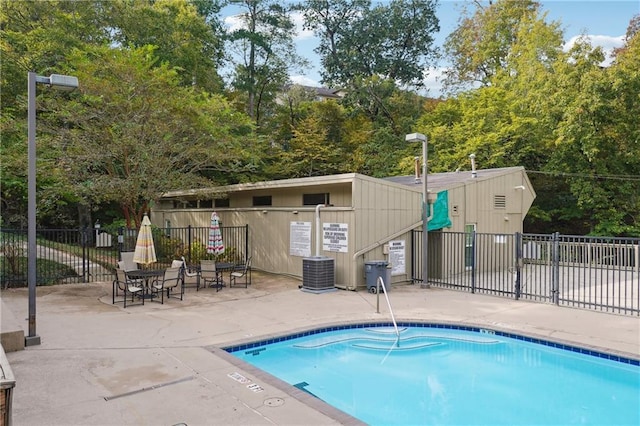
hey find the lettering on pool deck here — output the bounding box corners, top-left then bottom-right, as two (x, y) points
(227, 372), (264, 393)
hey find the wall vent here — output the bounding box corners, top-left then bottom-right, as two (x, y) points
(494, 195), (506, 209)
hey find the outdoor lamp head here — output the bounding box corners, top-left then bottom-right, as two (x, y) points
(405, 133), (427, 143)
(48, 74), (79, 91)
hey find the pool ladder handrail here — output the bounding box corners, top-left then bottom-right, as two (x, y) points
(376, 276), (400, 347)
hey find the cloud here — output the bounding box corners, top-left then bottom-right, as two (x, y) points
(421, 67), (448, 98)
(563, 34), (626, 66)
(291, 11), (315, 41)
(223, 14), (243, 33)
(290, 75), (320, 86)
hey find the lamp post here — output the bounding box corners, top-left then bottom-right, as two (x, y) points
(27, 72), (79, 346)
(405, 132), (429, 288)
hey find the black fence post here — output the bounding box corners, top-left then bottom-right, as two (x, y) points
(118, 227), (124, 259)
(244, 224), (249, 264)
(552, 232), (560, 305)
(81, 227), (89, 282)
(515, 232), (522, 300)
(187, 225), (192, 263)
(471, 230), (477, 294)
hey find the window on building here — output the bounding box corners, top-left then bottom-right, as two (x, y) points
(200, 200), (213, 208)
(213, 198), (228, 208)
(252, 195), (272, 206)
(493, 195), (506, 209)
(303, 193), (330, 206)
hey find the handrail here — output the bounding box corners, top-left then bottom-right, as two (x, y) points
(376, 276), (400, 347)
(350, 220), (422, 290)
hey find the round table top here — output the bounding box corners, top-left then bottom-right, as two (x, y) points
(126, 269), (165, 279)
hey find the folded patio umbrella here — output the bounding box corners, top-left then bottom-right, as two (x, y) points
(133, 214), (157, 265)
(207, 211), (225, 256)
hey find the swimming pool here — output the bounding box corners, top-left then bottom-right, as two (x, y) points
(225, 322), (640, 425)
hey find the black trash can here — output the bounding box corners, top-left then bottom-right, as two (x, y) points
(364, 261), (391, 293)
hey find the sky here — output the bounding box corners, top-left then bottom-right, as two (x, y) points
(223, 0), (640, 96)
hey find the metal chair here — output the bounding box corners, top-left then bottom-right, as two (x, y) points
(113, 268), (144, 308)
(150, 267), (183, 304)
(199, 260), (222, 291)
(119, 251), (138, 272)
(229, 257), (252, 288)
(180, 256), (199, 288)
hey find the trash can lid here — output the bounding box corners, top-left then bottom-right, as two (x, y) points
(365, 260), (389, 266)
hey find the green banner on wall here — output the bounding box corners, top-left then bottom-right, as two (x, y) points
(428, 190), (452, 231)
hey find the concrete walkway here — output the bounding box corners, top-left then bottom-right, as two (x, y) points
(1, 272), (638, 426)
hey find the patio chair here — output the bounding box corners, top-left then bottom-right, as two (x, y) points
(150, 267), (183, 304)
(199, 260), (222, 292)
(180, 256), (199, 280)
(113, 268), (145, 308)
(120, 251), (138, 272)
(171, 259), (186, 290)
(229, 256), (252, 288)
(116, 260), (143, 288)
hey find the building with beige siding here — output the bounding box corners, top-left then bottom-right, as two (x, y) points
(151, 167), (535, 290)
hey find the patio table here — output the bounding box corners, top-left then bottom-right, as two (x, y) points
(127, 269), (165, 299)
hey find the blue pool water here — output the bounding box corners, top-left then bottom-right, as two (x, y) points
(226, 324), (640, 425)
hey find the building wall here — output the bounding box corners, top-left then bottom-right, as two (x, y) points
(442, 169), (534, 234)
(152, 171), (534, 289)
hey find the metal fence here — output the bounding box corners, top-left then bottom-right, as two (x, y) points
(411, 231), (640, 316)
(0, 225), (249, 288)
(3, 225), (638, 316)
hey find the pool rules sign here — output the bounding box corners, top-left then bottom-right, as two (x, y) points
(323, 223), (348, 253)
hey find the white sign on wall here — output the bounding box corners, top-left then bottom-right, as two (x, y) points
(389, 240), (406, 275)
(323, 223), (348, 253)
(290, 221), (312, 257)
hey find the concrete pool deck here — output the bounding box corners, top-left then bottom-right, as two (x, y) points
(1, 271), (639, 426)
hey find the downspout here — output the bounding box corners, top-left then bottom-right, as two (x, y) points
(315, 204), (326, 257)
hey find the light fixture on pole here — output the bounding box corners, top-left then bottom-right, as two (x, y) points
(27, 72), (79, 346)
(405, 132), (429, 289)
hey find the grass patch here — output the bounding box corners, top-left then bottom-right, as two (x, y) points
(0, 256), (78, 288)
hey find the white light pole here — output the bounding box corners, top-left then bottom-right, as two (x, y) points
(27, 72), (79, 346)
(405, 132), (429, 288)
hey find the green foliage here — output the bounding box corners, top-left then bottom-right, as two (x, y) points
(106, 0), (225, 91)
(0, 237), (24, 282)
(228, 0), (307, 127)
(46, 45), (253, 228)
(430, 1), (640, 236)
(0, 256), (78, 288)
(301, 0), (439, 89)
(549, 34), (640, 236)
(1, 0), (638, 238)
(443, 0), (561, 91)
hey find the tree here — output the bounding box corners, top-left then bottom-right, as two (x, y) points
(1, 0), (111, 227)
(106, 0), (225, 92)
(442, 0), (562, 92)
(227, 0), (307, 127)
(48, 46), (253, 228)
(549, 35), (640, 236)
(273, 99), (353, 178)
(301, 0), (439, 89)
